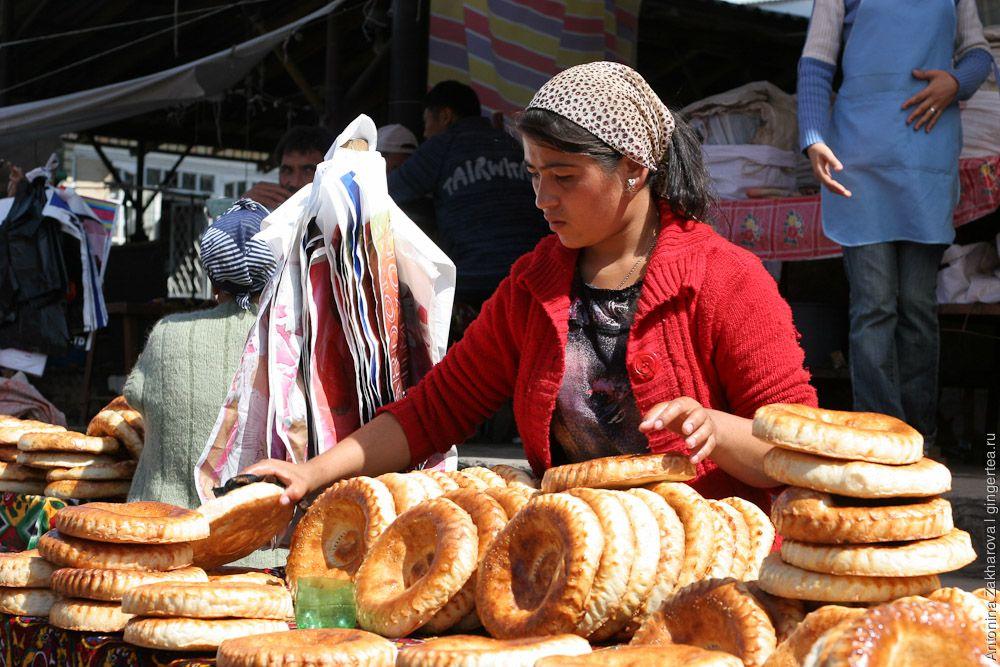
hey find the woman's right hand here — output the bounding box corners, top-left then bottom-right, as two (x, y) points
(243, 458), (316, 506)
(806, 143), (852, 198)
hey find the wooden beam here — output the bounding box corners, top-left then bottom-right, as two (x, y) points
(251, 18), (324, 116)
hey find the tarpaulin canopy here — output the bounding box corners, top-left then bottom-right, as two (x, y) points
(0, 0), (346, 151)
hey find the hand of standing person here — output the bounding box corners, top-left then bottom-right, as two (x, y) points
(806, 142), (852, 198)
(241, 182), (289, 211)
(902, 69), (959, 133)
(5, 164), (23, 197)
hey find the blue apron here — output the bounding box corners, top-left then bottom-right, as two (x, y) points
(824, 0), (960, 247)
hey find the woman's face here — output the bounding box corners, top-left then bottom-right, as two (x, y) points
(522, 136), (638, 250)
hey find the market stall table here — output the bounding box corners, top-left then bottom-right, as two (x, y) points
(715, 155), (1000, 261)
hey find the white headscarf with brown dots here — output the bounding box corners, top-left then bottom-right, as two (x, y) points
(526, 61), (675, 171)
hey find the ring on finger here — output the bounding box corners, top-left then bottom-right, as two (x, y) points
(929, 106), (937, 114)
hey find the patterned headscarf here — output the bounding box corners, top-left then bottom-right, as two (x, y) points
(526, 61), (675, 171)
(198, 198), (277, 310)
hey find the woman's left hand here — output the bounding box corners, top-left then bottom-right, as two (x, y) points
(902, 69), (959, 133)
(639, 396), (717, 464)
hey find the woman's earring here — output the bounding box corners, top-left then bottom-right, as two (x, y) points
(626, 177), (638, 191)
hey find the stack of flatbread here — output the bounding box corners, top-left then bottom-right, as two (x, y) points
(6, 397), (142, 499)
(0, 549), (57, 618)
(37, 501), (211, 633)
(753, 404), (976, 605)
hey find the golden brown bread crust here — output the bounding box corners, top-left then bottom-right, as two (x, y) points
(753, 404), (923, 464)
(0, 549), (54, 588)
(44, 479), (131, 500)
(624, 489), (685, 635)
(536, 645), (744, 667)
(48, 598), (134, 632)
(771, 487), (953, 544)
(216, 629), (397, 667)
(192, 482), (294, 570)
(490, 464), (539, 489)
(0, 586), (56, 615)
(420, 470), (461, 492)
(377, 472), (436, 513)
(720, 496), (775, 581)
(50, 566), (208, 601)
(86, 410), (143, 459)
(709, 500), (752, 581)
(803, 598), (994, 666)
(121, 581), (293, 620)
(354, 497), (479, 637)
(15, 450), (120, 470)
(458, 466), (507, 489)
(0, 479), (46, 494)
(646, 482), (716, 586)
(46, 460), (136, 482)
(396, 634), (591, 667)
(541, 453), (696, 493)
(286, 477), (394, 584)
(476, 493), (605, 639)
(0, 461), (46, 481)
(485, 485), (537, 518)
(762, 448), (951, 498)
(37, 529), (194, 571)
(0, 447), (20, 462)
(757, 554), (940, 603)
(0, 421), (65, 445)
(780, 528), (976, 576)
(631, 579), (777, 667)
(763, 605), (865, 667)
(565, 488), (635, 638)
(55, 501), (209, 544)
(123, 617), (288, 651)
(17, 431), (119, 454)
(745, 582), (807, 644)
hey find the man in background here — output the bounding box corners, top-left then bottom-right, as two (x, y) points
(377, 124), (418, 173)
(243, 126), (335, 210)
(387, 81), (548, 323)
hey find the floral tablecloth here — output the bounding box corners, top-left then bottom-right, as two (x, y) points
(0, 493), (79, 552)
(715, 155), (1000, 261)
(0, 615), (214, 666)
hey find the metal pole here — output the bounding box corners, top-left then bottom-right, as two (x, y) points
(388, 0), (428, 133)
(132, 140), (148, 243)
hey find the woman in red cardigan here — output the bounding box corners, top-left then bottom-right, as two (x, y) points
(247, 62), (817, 509)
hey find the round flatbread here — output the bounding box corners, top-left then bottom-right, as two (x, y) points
(0, 421), (65, 446)
(0, 479), (46, 495)
(206, 567), (284, 587)
(16, 451), (120, 470)
(354, 497), (479, 637)
(46, 460), (136, 482)
(476, 493), (604, 639)
(771, 488), (953, 544)
(765, 605), (866, 667)
(0, 586), (57, 616)
(753, 404), (923, 464)
(647, 482), (717, 586)
(0, 461), (46, 481)
(0, 550), (54, 588)
(56, 501), (209, 544)
(121, 581), (293, 620)
(87, 410), (143, 459)
(51, 566), (208, 602)
(631, 579), (777, 667)
(123, 617), (289, 651)
(541, 453), (696, 493)
(217, 629), (397, 667)
(625, 489), (685, 634)
(396, 635), (591, 667)
(44, 480), (131, 500)
(286, 477), (394, 583)
(192, 482), (295, 570)
(757, 554), (940, 603)
(17, 431), (119, 455)
(490, 464), (539, 490)
(38, 529), (194, 571)
(49, 598), (134, 632)
(709, 499), (752, 580)
(762, 448), (951, 498)
(780, 528), (976, 577)
(536, 645), (743, 667)
(719, 497), (774, 580)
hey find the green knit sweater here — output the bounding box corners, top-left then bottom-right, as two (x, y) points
(124, 300), (287, 568)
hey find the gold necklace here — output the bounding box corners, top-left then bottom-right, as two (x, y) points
(614, 227), (659, 290)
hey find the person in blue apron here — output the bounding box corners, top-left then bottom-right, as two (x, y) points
(797, 0), (995, 451)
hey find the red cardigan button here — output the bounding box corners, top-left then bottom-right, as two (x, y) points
(632, 352), (659, 380)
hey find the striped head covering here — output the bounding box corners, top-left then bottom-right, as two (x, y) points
(198, 198), (277, 310)
(527, 61), (675, 171)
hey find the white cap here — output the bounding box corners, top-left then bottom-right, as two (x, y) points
(376, 124), (418, 154)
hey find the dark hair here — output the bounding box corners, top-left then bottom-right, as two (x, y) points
(423, 80), (481, 119)
(516, 108), (716, 221)
(274, 126), (336, 161)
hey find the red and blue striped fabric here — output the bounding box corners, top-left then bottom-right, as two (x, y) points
(428, 0), (641, 114)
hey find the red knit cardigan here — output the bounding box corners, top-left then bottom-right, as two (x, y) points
(381, 203), (818, 508)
